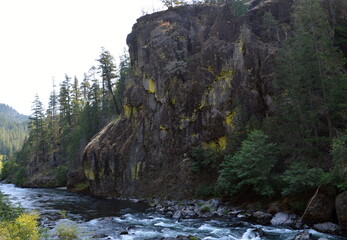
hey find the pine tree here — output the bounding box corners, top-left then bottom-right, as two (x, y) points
(116, 51), (131, 110)
(71, 76), (82, 125)
(274, 0), (347, 156)
(28, 94), (46, 160)
(46, 79), (59, 153)
(59, 74), (72, 127)
(97, 48), (120, 115)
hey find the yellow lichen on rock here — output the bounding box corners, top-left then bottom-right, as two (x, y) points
(84, 167), (95, 181)
(224, 110), (237, 130)
(148, 78), (156, 93)
(131, 162), (141, 180)
(202, 136), (226, 151)
(124, 105), (132, 119)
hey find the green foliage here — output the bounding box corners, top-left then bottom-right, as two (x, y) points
(0, 193), (23, 222)
(195, 185), (216, 199)
(4, 48), (132, 187)
(72, 183), (89, 192)
(217, 130), (278, 197)
(190, 146), (223, 173)
(0, 160), (16, 180)
(272, 0), (347, 200)
(0, 192), (39, 240)
(229, 0), (248, 17)
(0, 104), (28, 158)
(55, 221), (80, 240)
(161, 0), (187, 8)
(330, 133), (347, 191)
(0, 212), (40, 240)
(281, 162), (327, 196)
(54, 166), (68, 186)
(13, 167), (27, 187)
(200, 205), (211, 213)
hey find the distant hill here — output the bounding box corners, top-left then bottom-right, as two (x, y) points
(0, 103), (28, 157)
(0, 104), (28, 122)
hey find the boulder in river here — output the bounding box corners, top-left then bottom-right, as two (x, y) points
(313, 222), (341, 235)
(271, 212), (297, 226)
(303, 191), (336, 223)
(250, 211), (272, 225)
(293, 230), (313, 240)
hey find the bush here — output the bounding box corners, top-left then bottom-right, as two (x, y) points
(0, 212), (40, 240)
(195, 185), (216, 199)
(217, 130), (278, 197)
(55, 165), (68, 186)
(229, 0), (248, 17)
(0, 160), (16, 180)
(330, 133), (347, 191)
(13, 167), (27, 186)
(281, 162), (326, 196)
(190, 146), (223, 173)
(0, 193), (23, 222)
(55, 221), (80, 240)
(200, 205), (211, 213)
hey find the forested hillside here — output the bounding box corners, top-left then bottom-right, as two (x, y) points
(0, 104), (28, 159)
(0, 49), (130, 187)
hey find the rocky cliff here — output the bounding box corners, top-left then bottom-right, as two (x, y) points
(82, 0), (346, 199)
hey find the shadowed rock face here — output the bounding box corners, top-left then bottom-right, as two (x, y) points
(82, 0), (345, 199)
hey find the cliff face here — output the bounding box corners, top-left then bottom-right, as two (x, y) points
(82, 0), (345, 199)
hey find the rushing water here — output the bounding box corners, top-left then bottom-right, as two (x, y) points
(0, 183), (344, 240)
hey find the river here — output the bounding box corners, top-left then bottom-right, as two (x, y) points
(0, 183), (344, 240)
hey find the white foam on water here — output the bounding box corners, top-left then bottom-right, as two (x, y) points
(203, 235), (238, 240)
(198, 223), (220, 232)
(128, 229), (160, 239)
(154, 221), (178, 228)
(87, 218), (99, 225)
(240, 228), (262, 240)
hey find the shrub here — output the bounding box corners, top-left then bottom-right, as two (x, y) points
(0, 212), (40, 240)
(217, 130), (278, 197)
(195, 185), (216, 199)
(200, 205), (211, 213)
(72, 183), (89, 193)
(330, 133), (347, 191)
(190, 146), (223, 173)
(55, 221), (80, 240)
(0, 193), (23, 222)
(55, 165), (68, 186)
(229, 0), (248, 17)
(281, 162), (327, 196)
(0, 160), (16, 180)
(13, 167), (27, 186)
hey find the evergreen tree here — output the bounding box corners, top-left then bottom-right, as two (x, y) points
(59, 74), (72, 127)
(71, 76), (82, 125)
(46, 79), (59, 154)
(217, 130), (278, 197)
(28, 95), (46, 159)
(97, 48), (120, 115)
(274, 0), (347, 158)
(116, 51), (131, 110)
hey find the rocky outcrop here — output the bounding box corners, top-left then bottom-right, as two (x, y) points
(82, 0), (347, 201)
(82, 0), (292, 199)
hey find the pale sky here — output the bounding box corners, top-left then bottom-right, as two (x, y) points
(0, 0), (165, 115)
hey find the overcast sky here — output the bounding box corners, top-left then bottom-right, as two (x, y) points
(0, 0), (165, 115)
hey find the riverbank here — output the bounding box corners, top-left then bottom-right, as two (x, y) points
(0, 183), (346, 240)
(144, 198), (346, 239)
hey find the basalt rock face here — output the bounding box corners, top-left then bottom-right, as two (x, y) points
(82, 0), (342, 199)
